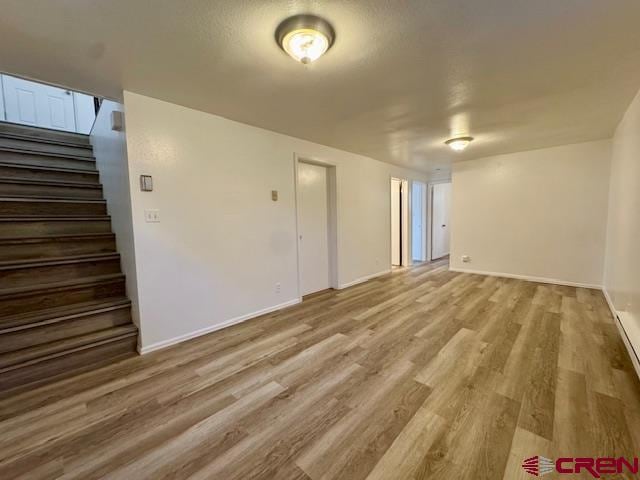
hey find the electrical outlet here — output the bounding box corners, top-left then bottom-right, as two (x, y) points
(275, 282), (281, 294)
(462, 255), (471, 263)
(144, 209), (160, 223)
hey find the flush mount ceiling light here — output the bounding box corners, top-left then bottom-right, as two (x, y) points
(276, 14), (335, 64)
(445, 136), (474, 152)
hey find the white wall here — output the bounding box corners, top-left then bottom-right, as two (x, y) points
(604, 88), (640, 368)
(122, 92), (431, 351)
(450, 140), (611, 287)
(90, 101), (141, 332)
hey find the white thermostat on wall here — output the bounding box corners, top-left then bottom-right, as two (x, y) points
(111, 110), (124, 131)
(140, 175), (153, 192)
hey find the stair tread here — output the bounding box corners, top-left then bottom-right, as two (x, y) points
(0, 273), (125, 297)
(0, 297), (131, 332)
(0, 196), (105, 203)
(0, 215), (110, 222)
(0, 177), (102, 188)
(1, 194), (105, 202)
(0, 161), (98, 175)
(0, 122), (90, 145)
(0, 233), (115, 244)
(0, 131), (92, 150)
(0, 252), (120, 270)
(0, 145), (95, 161)
(0, 324), (138, 371)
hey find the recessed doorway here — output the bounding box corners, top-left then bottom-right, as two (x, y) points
(430, 182), (452, 260)
(295, 156), (338, 297)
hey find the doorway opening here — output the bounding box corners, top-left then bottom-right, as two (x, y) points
(0, 72), (98, 134)
(390, 177), (409, 267)
(295, 156), (338, 298)
(429, 182), (452, 260)
(411, 181), (427, 263)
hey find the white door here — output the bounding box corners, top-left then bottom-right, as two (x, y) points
(2, 75), (77, 131)
(391, 178), (402, 266)
(431, 182), (452, 260)
(298, 162), (330, 296)
(412, 182), (426, 261)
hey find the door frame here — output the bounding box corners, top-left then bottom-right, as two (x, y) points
(428, 180), (452, 261)
(293, 153), (339, 300)
(0, 75), (5, 121)
(390, 176), (410, 267)
(411, 180), (428, 262)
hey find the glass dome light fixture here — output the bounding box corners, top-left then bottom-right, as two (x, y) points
(445, 136), (474, 152)
(276, 14), (335, 64)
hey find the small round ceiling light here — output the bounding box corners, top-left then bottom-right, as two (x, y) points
(276, 14), (335, 64)
(445, 136), (474, 152)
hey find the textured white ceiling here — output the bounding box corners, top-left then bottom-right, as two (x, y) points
(1, 0), (639, 173)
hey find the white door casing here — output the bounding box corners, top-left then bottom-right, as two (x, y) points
(412, 181), (427, 261)
(0, 76), (5, 121)
(431, 182), (452, 260)
(298, 162), (330, 296)
(391, 178), (402, 266)
(401, 179), (409, 267)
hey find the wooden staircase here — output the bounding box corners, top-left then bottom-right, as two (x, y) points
(0, 123), (138, 395)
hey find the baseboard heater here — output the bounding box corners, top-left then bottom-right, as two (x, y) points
(615, 313), (640, 378)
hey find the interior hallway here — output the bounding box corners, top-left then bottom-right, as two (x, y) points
(0, 259), (638, 480)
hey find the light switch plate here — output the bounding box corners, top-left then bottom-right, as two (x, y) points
(140, 175), (153, 192)
(144, 209), (160, 223)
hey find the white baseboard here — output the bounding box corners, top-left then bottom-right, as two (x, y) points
(338, 269), (391, 290)
(138, 298), (302, 354)
(448, 267), (602, 290)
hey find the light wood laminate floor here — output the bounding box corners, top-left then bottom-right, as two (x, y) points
(1, 259), (639, 480)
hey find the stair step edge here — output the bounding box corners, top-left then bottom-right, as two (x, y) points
(0, 296), (130, 324)
(0, 327), (138, 372)
(0, 194), (105, 202)
(0, 215), (110, 222)
(0, 273), (125, 298)
(0, 197), (105, 204)
(0, 300), (132, 333)
(0, 233), (115, 243)
(0, 132), (93, 149)
(0, 177), (102, 188)
(0, 123), (90, 144)
(0, 145), (95, 161)
(0, 252), (120, 269)
(0, 161), (98, 175)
